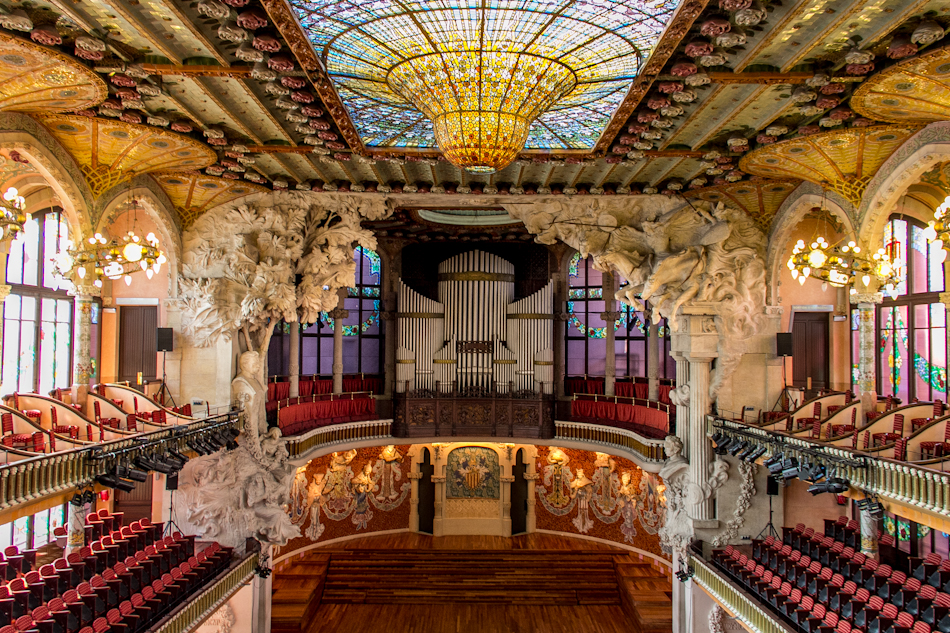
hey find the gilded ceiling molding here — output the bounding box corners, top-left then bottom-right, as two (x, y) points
(152, 171), (269, 229)
(34, 114), (217, 199)
(0, 32), (107, 114)
(593, 0), (713, 156)
(738, 124), (921, 209)
(851, 47), (950, 124)
(257, 0), (364, 155)
(857, 121), (950, 246)
(0, 113), (94, 234)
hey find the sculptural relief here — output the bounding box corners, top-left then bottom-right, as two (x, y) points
(505, 197), (767, 399)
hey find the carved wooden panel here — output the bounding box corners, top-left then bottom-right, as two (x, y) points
(394, 396), (554, 439)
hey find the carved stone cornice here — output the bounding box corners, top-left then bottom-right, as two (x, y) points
(851, 292), (884, 306)
(600, 312), (622, 321)
(328, 308), (349, 320)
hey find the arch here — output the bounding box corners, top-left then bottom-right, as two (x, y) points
(859, 121), (950, 250)
(766, 182), (854, 307)
(95, 176), (183, 298)
(0, 115), (94, 238)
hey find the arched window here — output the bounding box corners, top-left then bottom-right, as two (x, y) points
(877, 217), (947, 402)
(1, 209), (73, 397)
(300, 247), (382, 375)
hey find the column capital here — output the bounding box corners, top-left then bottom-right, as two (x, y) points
(328, 308), (349, 320)
(851, 291), (883, 306)
(407, 472), (423, 480)
(940, 291), (950, 307)
(600, 311), (621, 321)
(0, 284), (11, 303)
(68, 282), (101, 299)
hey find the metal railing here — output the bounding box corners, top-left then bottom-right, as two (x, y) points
(285, 419), (394, 459)
(691, 556), (795, 633)
(710, 416), (950, 517)
(0, 411), (241, 510)
(154, 552), (258, 633)
(554, 420), (667, 463)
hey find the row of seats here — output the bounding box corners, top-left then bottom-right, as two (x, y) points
(0, 508), (233, 633)
(713, 519), (950, 633)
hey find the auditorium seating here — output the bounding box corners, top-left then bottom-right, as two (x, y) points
(713, 518), (950, 633)
(0, 508), (233, 632)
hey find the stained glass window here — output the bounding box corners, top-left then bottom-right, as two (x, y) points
(566, 253), (672, 379)
(288, 0), (681, 151)
(851, 308), (860, 392)
(2, 209), (73, 398)
(877, 217), (947, 402)
(299, 247), (382, 376)
(0, 504), (66, 550)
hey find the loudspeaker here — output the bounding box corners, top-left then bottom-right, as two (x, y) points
(767, 476), (780, 496)
(776, 333), (793, 357)
(165, 472), (178, 490)
(157, 328), (174, 352)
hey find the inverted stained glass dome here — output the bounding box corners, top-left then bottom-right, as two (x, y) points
(290, 0), (680, 157)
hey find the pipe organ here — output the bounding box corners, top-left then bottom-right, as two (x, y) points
(396, 250), (554, 395)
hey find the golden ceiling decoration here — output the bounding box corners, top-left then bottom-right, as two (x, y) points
(153, 171), (268, 228)
(683, 179), (801, 233)
(738, 125), (920, 208)
(35, 115), (216, 198)
(851, 47), (950, 124)
(0, 32), (107, 113)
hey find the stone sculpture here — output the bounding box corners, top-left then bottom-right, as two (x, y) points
(231, 351), (267, 458)
(505, 196), (767, 399)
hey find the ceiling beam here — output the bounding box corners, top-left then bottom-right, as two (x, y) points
(153, 0), (231, 67)
(99, 0), (183, 65)
(142, 64), (254, 77)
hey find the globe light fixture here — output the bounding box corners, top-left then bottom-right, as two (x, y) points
(925, 194), (950, 265)
(0, 187), (28, 243)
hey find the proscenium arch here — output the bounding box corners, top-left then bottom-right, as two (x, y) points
(766, 182), (855, 308)
(859, 121), (950, 251)
(95, 178), (183, 299)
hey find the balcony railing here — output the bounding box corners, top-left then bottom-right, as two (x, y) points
(285, 419), (394, 459)
(710, 416), (950, 518)
(154, 551), (259, 633)
(691, 555), (795, 633)
(0, 411), (241, 510)
(554, 421), (667, 463)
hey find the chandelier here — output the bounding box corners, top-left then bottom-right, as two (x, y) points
(290, 1), (672, 173)
(786, 225), (902, 293)
(0, 187), (28, 243)
(923, 195), (950, 263)
(387, 53), (576, 173)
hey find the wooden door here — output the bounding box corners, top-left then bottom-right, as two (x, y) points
(510, 450), (528, 535)
(118, 306), (158, 383)
(113, 477), (153, 524)
(792, 312), (829, 395)
(417, 448), (435, 534)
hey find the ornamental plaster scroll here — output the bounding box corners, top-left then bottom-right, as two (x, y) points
(709, 460), (755, 547)
(657, 436), (730, 558)
(178, 190), (392, 350)
(505, 196), (767, 400)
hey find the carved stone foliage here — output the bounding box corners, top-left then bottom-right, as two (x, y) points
(178, 191), (391, 348)
(505, 197), (767, 398)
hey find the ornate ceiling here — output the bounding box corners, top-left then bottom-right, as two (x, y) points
(0, 0), (944, 229)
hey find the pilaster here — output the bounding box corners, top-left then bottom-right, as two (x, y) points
(288, 323), (300, 398)
(851, 292), (883, 398)
(69, 282), (101, 402)
(648, 321), (660, 401)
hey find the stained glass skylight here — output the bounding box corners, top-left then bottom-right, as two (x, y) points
(290, 0), (681, 152)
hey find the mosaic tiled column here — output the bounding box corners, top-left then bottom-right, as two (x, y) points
(851, 292), (883, 397)
(70, 283), (100, 399)
(288, 323), (300, 398)
(648, 321), (660, 401)
(66, 500), (87, 554)
(860, 506), (880, 560)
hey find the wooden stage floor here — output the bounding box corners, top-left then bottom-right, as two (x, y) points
(274, 533), (672, 633)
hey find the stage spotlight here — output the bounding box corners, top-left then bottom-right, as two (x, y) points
(807, 477), (849, 495)
(748, 445), (769, 462)
(711, 431), (724, 444)
(729, 441), (750, 457)
(763, 452), (784, 468)
(117, 465), (148, 482)
(168, 449), (189, 465)
(70, 492), (84, 506)
(82, 490), (95, 505)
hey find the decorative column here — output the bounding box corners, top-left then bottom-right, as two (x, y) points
(851, 292), (883, 398)
(251, 545), (273, 633)
(648, 321), (660, 401)
(525, 469), (539, 533)
(859, 506), (880, 560)
(288, 323), (300, 398)
(501, 475), (514, 537)
(672, 351), (690, 454)
(602, 272), (617, 397)
(329, 306), (348, 395)
(431, 475), (446, 537)
(687, 354), (715, 521)
(66, 500), (87, 554)
(408, 470), (423, 532)
(70, 283), (101, 401)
